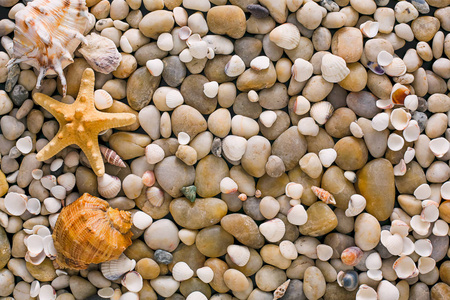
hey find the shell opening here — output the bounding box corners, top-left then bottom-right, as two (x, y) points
(106, 207), (132, 234)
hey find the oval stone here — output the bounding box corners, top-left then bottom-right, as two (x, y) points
(170, 197), (228, 229)
(221, 214), (265, 249)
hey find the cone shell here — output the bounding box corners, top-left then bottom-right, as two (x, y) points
(100, 145), (126, 168)
(269, 24), (300, 50)
(273, 279), (290, 300)
(321, 54), (350, 83)
(311, 186), (336, 204)
(52, 193), (133, 269)
(310, 102), (334, 125)
(10, 0), (88, 96)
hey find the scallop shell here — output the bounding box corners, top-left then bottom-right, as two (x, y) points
(321, 54), (350, 83)
(166, 90), (184, 109)
(227, 245), (250, 267)
(53, 193), (133, 269)
(311, 186), (336, 205)
(414, 183), (431, 200)
(146, 186), (165, 207)
(384, 57), (407, 77)
(421, 200), (439, 223)
(9, 0), (88, 96)
(287, 204), (307, 226)
(390, 220), (409, 237)
(371, 113), (389, 131)
(273, 279), (291, 300)
(310, 101), (334, 125)
(285, 182), (304, 200)
(341, 247), (363, 266)
(146, 59), (164, 77)
(79, 33), (122, 75)
(337, 270), (358, 291)
(380, 230), (403, 255)
(291, 58), (313, 82)
(142, 170), (156, 187)
(318, 148), (337, 168)
(101, 253), (136, 281)
(100, 145), (126, 168)
(172, 261), (194, 281)
(259, 218), (286, 243)
(269, 24), (300, 50)
(97, 174), (121, 199)
(393, 256), (419, 279)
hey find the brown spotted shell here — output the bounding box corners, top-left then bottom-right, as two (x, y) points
(52, 193), (132, 270)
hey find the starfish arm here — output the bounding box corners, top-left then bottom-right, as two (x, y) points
(32, 93), (70, 123)
(36, 128), (73, 161)
(76, 68), (96, 108)
(88, 112), (137, 133)
(79, 140), (105, 177)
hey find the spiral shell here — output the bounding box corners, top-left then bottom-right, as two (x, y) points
(52, 193), (133, 269)
(311, 186), (336, 205)
(100, 145), (126, 168)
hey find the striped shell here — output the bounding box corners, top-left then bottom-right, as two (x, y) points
(100, 145), (126, 168)
(9, 0), (88, 96)
(52, 193), (133, 269)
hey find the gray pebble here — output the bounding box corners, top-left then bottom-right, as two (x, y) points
(412, 111), (427, 133)
(1, 155), (19, 174)
(5, 64), (19, 93)
(0, 134), (15, 155)
(10, 84), (28, 106)
(154, 249), (173, 264)
(429, 234), (449, 262)
(411, 0), (430, 14)
(17, 153), (42, 188)
(0, 116), (25, 140)
(69, 276), (97, 300)
(320, 0), (339, 12)
(162, 56), (186, 87)
(410, 282), (430, 300)
(211, 137), (222, 158)
(243, 197), (265, 221)
(42, 120), (59, 141)
(416, 97), (428, 112)
(247, 4), (270, 19)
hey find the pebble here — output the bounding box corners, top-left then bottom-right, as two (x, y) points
(196, 225), (234, 257)
(109, 132), (151, 160)
(207, 6), (246, 39)
(411, 16), (440, 42)
(69, 276), (97, 300)
(162, 56), (186, 88)
(221, 214), (264, 248)
(171, 105), (207, 139)
(346, 92), (381, 119)
(0, 90), (13, 115)
(303, 266), (326, 299)
(321, 166), (356, 210)
(236, 61), (277, 92)
(154, 249), (173, 265)
(334, 137), (368, 171)
(26, 259), (56, 282)
(0, 116), (25, 141)
(0, 226), (10, 269)
(255, 265), (287, 292)
(170, 197), (227, 229)
(299, 202), (338, 237)
(127, 66), (161, 111)
(0, 269), (14, 297)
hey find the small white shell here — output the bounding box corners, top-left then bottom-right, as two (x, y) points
(418, 256), (436, 274)
(172, 262), (194, 282)
(401, 236), (415, 256)
(390, 220), (409, 237)
(377, 50), (393, 67)
(367, 269), (383, 281)
(259, 110), (277, 128)
(166, 90), (184, 109)
(356, 284), (377, 300)
(287, 204), (307, 226)
(146, 59), (164, 77)
(429, 137), (449, 158)
(403, 120), (420, 142)
(156, 32), (173, 51)
(38, 285), (56, 300)
(421, 200), (439, 223)
(404, 147), (415, 163)
(16, 136), (32, 154)
(269, 23), (300, 50)
(380, 230), (403, 256)
(222, 135), (247, 161)
(220, 177), (238, 194)
(32, 169), (43, 180)
(250, 56), (270, 71)
(292, 58), (313, 82)
(145, 144), (165, 164)
(310, 101), (334, 125)
(259, 218), (286, 243)
(98, 287), (115, 299)
(279, 240), (298, 260)
(5, 192), (27, 216)
(410, 215), (430, 236)
(365, 252), (382, 270)
(177, 132), (191, 145)
(350, 122), (364, 138)
(321, 54), (350, 83)
(344, 171), (357, 183)
(393, 256), (419, 279)
(371, 113), (389, 131)
(119, 292), (139, 300)
(101, 254), (136, 281)
(120, 36), (133, 54)
(178, 26), (192, 40)
(25, 249), (46, 265)
(27, 234), (44, 254)
(43, 197), (62, 214)
(43, 235), (57, 258)
(359, 21), (379, 38)
(285, 183), (304, 200)
(50, 185), (66, 200)
(345, 194), (366, 217)
(387, 133), (404, 151)
(30, 281), (40, 298)
(432, 219), (449, 236)
(390, 108), (411, 131)
(393, 159), (407, 176)
(414, 183), (431, 200)
(132, 211), (153, 230)
(318, 148), (337, 168)
(225, 55), (246, 77)
(316, 244), (333, 261)
(293, 96), (311, 115)
(404, 95), (418, 111)
(186, 291), (208, 300)
(377, 281), (399, 300)
(196, 267), (214, 284)
(26, 198), (41, 215)
(414, 239), (433, 257)
(97, 174), (121, 199)
(179, 49), (193, 63)
(189, 40), (208, 59)
(178, 229), (197, 246)
(203, 81), (219, 98)
(441, 181), (450, 200)
(297, 117), (320, 136)
(186, 33), (201, 46)
(384, 57), (407, 77)
(227, 245), (250, 267)
(122, 271), (143, 293)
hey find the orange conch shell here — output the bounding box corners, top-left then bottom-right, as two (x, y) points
(9, 0), (89, 96)
(52, 193), (133, 270)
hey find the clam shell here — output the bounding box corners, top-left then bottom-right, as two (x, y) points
(132, 211), (153, 230)
(121, 271), (143, 293)
(227, 245), (250, 267)
(101, 254), (136, 281)
(146, 59), (164, 77)
(287, 204), (307, 226)
(279, 240), (298, 260)
(166, 90), (184, 109)
(371, 113), (389, 131)
(345, 194), (366, 217)
(310, 101), (334, 125)
(356, 284), (377, 300)
(189, 40), (208, 59)
(393, 256), (419, 279)
(404, 147), (415, 163)
(27, 234), (44, 254)
(418, 256), (435, 274)
(384, 57), (407, 77)
(390, 83), (410, 105)
(16, 136), (32, 154)
(177, 132), (191, 145)
(421, 200), (439, 223)
(367, 269), (382, 281)
(376, 99), (394, 110)
(225, 55), (245, 77)
(292, 58), (313, 82)
(321, 54), (350, 83)
(401, 236), (415, 256)
(285, 182), (304, 200)
(414, 183), (431, 200)
(178, 26), (192, 40)
(403, 120), (420, 142)
(293, 96), (311, 115)
(25, 249), (46, 265)
(97, 174), (121, 199)
(360, 21), (379, 38)
(30, 281), (40, 298)
(269, 23), (300, 50)
(146, 186), (165, 208)
(377, 281), (399, 300)
(203, 81), (219, 98)
(178, 228), (197, 246)
(259, 110), (277, 128)
(380, 230), (403, 255)
(38, 285), (56, 300)
(404, 94), (418, 111)
(341, 246), (363, 266)
(298, 117), (320, 136)
(414, 239), (433, 257)
(316, 244), (333, 261)
(429, 137), (449, 158)
(119, 292), (139, 300)
(377, 50), (394, 67)
(222, 135), (247, 161)
(410, 215), (430, 236)
(390, 220), (409, 237)
(196, 266), (214, 283)
(94, 89), (113, 110)
(318, 148), (337, 168)
(172, 261), (194, 281)
(350, 122), (364, 138)
(337, 270), (358, 291)
(344, 171), (357, 183)
(442, 181), (450, 200)
(43, 235), (57, 258)
(98, 287), (115, 299)
(26, 198), (41, 215)
(5, 192), (27, 216)
(393, 159), (407, 176)
(250, 56), (270, 71)
(259, 218), (286, 243)
(142, 170), (156, 187)
(387, 133), (404, 151)
(390, 108), (411, 131)
(186, 291), (208, 300)
(432, 219), (449, 236)
(365, 252), (382, 270)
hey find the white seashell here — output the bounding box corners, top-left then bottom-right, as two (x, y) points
(345, 194), (366, 217)
(259, 110), (277, 128)
(146, 186), (165, 208)
(156, 32), (173, 52)
(401, 236), (415, 256)
(404, 95), (418, 111)
(393, 159), (407, 176)
(316, 244), (333, 261)
(132, 211), (153, 230)
(377, 50), (394, 67)
(418, 256), (435, 274)
(441, 181), (450, 200)
(293, 96), (311, 115)
(310, 101), (334, 125)
(250, 56), (270, 71)
(222, 135), (247, 161)
(429, 137), (449, 158)
(97, 174), (121, 199)
(393, 256), (419, 279)
(321, 54), (350, 83)
(279, 240), (298, 260)
(186, 291), (208, 300)
(220, 177), (238, 194)
(39, 285), (56, 300)
(50, 185), (66, 200)
(189, 40), (208, 59)
(206, 47), (215, 59)
(43, 235), (57, 258)
(16, 136), (32, 154)
(356, 284), (377, 300)
(371, 113), (389, 131)
(196, 267), (214, 284)
(58, 173), (76, 192)
(365, 252), (382, 270)
(225, 55), (245, 77)
(404, 147), (415, 164)
(178, 132), (191, 145)
(101, 254), (136, 281)
(120, 36), (133, 54)
(98, 287), (115, 299)
(390, 108), (411, 131)
(178, 26), (192, 41)
(43, 197), (62, 213)
(367, 269), (383, 281)
(403, 120), (420, 142)
(414, 239), (433, 257)
(122, 271), (143, 293)
(202, 35), (234, 55)
(414, 183), (431, 200)
(32, 169), (43, 180)
(178, 229), (197, 246)
(318, 148), (337, 168)
(410, 215), (430, 236)
(247, 90), (259, 103)
(380, 230), (403, 256)
(384, 57), (407, 77)
(298, 117), (320, 136)
(172, 262), (194, 282)
(41, 175), (57, 190)
(350, 122), (364, 138)
(287, 204), (307, 226)
(285, 183), (304, 200)
(292, 58), (313, 82)
(259, 218), (286, 243)
(227, 245), (250, 267)
(30, 281), (40, 298)
(359, 21), (379, 38)
(94, 89), (114, 111)
(179, 49), (193, 63)
(432, 219), (449, 236)
(377, 281), (399, 300)
(146, 59), (164, 77)
(26, 198), (41, 215)
(5, 192), (27, 216)
(166, 90), (184, 109)
(269, 24), (300, 50)
(25, 249), (46, 265)
(376, 99), (394, 110)
(203, 81), (219, 98)
(421, 200), (439, 223)
(34, 225), (51, 237)
(27, 234), (44, 254)
(344, 171), (357, 183)
(119, 292), (139, 300)
(387, 133), (404, 151)
(173, 7), (188, 27)
(390, 220), (409, 237)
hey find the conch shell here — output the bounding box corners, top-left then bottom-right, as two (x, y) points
(52, 193), (133, 269)
(9, 0), (89, 96)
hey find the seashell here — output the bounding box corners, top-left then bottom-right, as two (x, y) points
(432, 219), (449, 237)
(321, 54), (350, 83)
(27, 234), (44, 254)
(293, 96), (311, 115)
(132, 211), (153, 230)
(101, 254), (136, 281)
(442, 181), (450, 200)
(403, 120), (420, 142)
(27, 198), (41, 215)
(181, 185), (197, 203)
(119, 292), (139, 300)
(238, 194), (247, 201)
(196, 266), (214, 284)
(356, 284), (377, 300)
(393, 159), (407, 176)
(414, 239), (432, 257)
(420, 200), (439, 223)
(220, 177), (238, 194)
(316, 244), (333, 261)
(376, 99), (394, 110)
(298, 117), (320, 136)
(53, 193), (133, 269)
(225, 55), (245, 77)
(120, 36), (133, 54)
(291, 58), (313, 82)
(404, 94), (418, 111)
(98, 287), (115, 299)
(146, 186), (165, 207)
(222, 135), (247, 161)
(178, 26), (192, 41)
(178, 228), (197, 246)
(9, 0), (89, 96)
(393, 256), (419, 279)
(25, 249), (47, 265)
(172, 261), (194, 281)
(380, 230), (403, 255)
(367, 61), (385, 75)
(16, 136), (32, 154)
(410, 215), (430, 236)
(247, 90), (259, 103)
(311, 186), (336, 205)
(360, 21), (379, 38)
(186, 291), (208, 300)
(279, 240), (298, 260)
(318, 148), (337, 168)
(344, 171), (357, 183)
(387, 133), (404, 151)
(377, 50), (394, 67)
(41, 175), (57, 190)
(390, 220), (409, 237)
(179, 49), (193, 63)
(5, 192), (27, 216)
(384, 57), (407, 77)
(367, 269), (382, 281)
(365, 252), (382, 270)
(206, 47), (215, 59)
(122, 271), (143, 293)
(94, 89), (114, 111)
(287, 204), (308, 226)
(371, 113), (389, 131)
(401, 236), (415, 256)
(377, 281), (399, 300)
(269, 24), (300, 50)
(32, 169), (44, 180)
(157, 32), (174, 51)
(44, 197), (62, 213)
(142, 170), (156, 187)
(97, 174), (121, 199)
(390, 108), (411, 131)
(146, 59), (164, 77)
(337, 270), (358, 291)
(259, 218), (286, 243)
(100, 145), (126, 168)
(227, 245), (250, 267)
(418, 256), (435, 274)
(30, 281), (40, 298)
(345, 194), (366, 217)
(350, 122), (364, 139)
(178, 132), (191, 145)
(404, 147), (415, 163)
(38, 285), (56, 300)
(166, 90), (184, 109)
(429, 137), (449, 158)
(390, 83), (410, 105)
(310, 101), (334, 125)
(250, 56), (270, 71)
(203, 81), (219, 98)
(78, 33), (121, 75)
(285, 182), (304, 200)
(189, 41), (208, 59)
(43, 235), (57, 258)
(259, 110), (277, 128)
(273, 279), (291, 300)
(413, 183), (431, 200)
(341, 247), (363, 266)
(145, 144), (165, 164)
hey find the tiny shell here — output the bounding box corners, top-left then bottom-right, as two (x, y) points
(292, 58), (313, 82)
(310, 101), (334, 125)
(367, 269), (382, 281)
(203, 81), (219, 98)
(337, 270), (358, 291)
(273, 279), (290, 300)
(94, 89), (114, 110)
(250, 56), (270, 71)
(345, 194), (366, 217)
(429, 137), (449, 158)
(321, 54), (350, 83)
(285, 182), (304, 200)
(166, 90), (184, 109)
(293, 96), (311, 115)
(172, 262), (194, 281)
(365, 252), (382, 270)
(390, 219), (409, 237)
(101, 254), (136, 281)
(16, 136), (32, 154)
(356, 284), (377, 300)
(410, 215), (430, 236)
(142, 170), (156, 187)
(178, 26), (192, 40)
(220, 177), (238, 194)
(404, 147), (415, 163)
(413, 183), (431, 200)
(225, 55), (245, 77)
(432, 219), (449, 236)
(26, 198), (41, 215)
(414, 239), (432, 257)
(420, 200), (439, 223)
(259, 110), (277, 128)
(401, 236), (415, 256)
(377, 50), (394, 67)
(27, 234), (44, 254)
(279, 240), (298, 260)
(350, 122), (364, 138)
(38, 285), (56, 300)
(360, 21), (379, 38)
(97, 174), (121, 199)
(418, 256), (435, 274)
(122, 271), (143, 293)
(371, 113), (389, 131)
(344, 171), (357, 183)
(30, 281), (40, 298)
(178, 132), (191, 145)
(298, 117), (320, 136)
(384, 57), (407, 77)
(227, 245), (250, 267)
(5, 192), (27, 216)
(316, 244), (333, 261)
(403, 120), (420, 142)
(390, 108), (411, 131)
(318, 148), (337, 168)
(393, 256), (419, 279)
(287, 204), (307, 226)
(100, 145), (126, 168)
(404, 94), (418, 111)
(44, 196), (62, 213)
(387, 133), (404, 151)
(341, 246), (363, 266)
(269, 24), (300, 50)
(311, 186), (336, 205)
(380, 230), (403, 255)
(196, 266), (214, 283)
(146, 59), (164, 77)
(247, 90), (259, 103)
(259, 218), (286, 243)
(146, 187), (165, 208)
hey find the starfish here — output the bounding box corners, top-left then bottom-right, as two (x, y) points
(33, 68), (136, 176)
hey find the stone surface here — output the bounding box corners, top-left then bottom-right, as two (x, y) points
(221, 214), (265, 248)
(299, 202), (338, 237)
(170, 197), (227, 229)
(155, 156), (195, 198)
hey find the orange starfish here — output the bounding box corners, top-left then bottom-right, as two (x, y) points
(33, 68), (136, 176)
